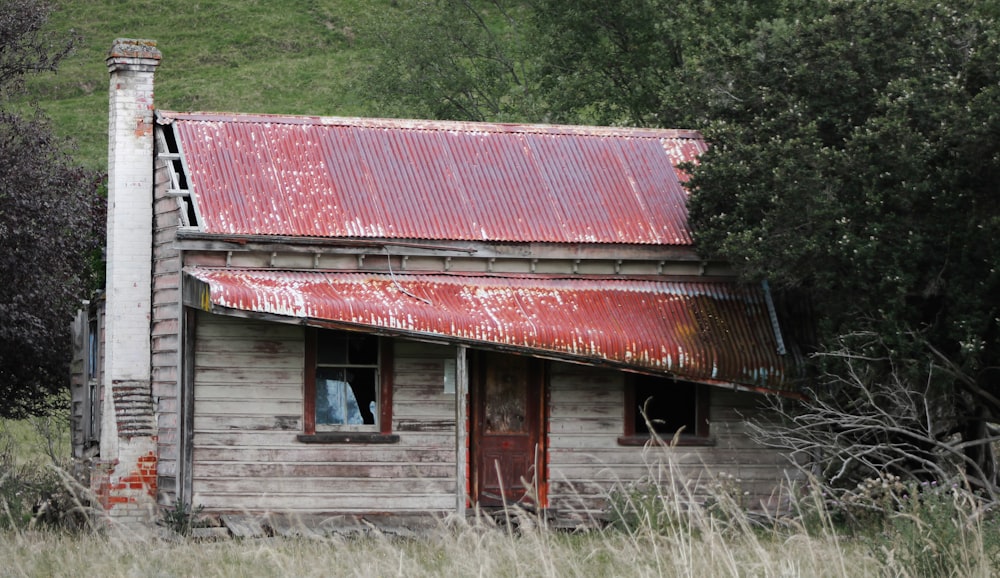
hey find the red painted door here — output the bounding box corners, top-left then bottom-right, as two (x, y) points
(472, 351), (544, 508)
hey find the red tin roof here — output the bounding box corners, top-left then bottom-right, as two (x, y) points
(184, 268), (790, 391)
(160, 112), (706, 245)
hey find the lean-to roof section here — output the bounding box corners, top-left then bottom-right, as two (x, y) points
(158, 112), (705, 245)
(184, 268), (791, 392)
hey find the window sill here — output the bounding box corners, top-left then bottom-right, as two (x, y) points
(617, 435), (715, 447)
(296, 432), (400, 444)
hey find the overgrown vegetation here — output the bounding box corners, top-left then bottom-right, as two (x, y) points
(3, 423), (999, 576)
(4, 404), (999, 574)
(0, 416), (87, 530)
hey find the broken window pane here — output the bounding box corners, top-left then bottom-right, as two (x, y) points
(315, 331), (379, 428)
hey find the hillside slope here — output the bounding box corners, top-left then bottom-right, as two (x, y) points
(26, 0), (388, 170)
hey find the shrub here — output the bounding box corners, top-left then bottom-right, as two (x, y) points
(816, 472), (1000, 574)
(0, 419), (90, 531)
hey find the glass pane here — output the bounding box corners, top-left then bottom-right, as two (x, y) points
(316, 368), (350, 424)
(484, 355), (528, 433)
(316, 367), (377, 426)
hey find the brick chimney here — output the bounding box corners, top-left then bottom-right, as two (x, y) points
(98, 39), (161, 525)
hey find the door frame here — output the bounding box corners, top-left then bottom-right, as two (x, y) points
(468, 350), (548, 509)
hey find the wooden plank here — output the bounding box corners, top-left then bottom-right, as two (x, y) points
(194, 350), (303, 369)
(391, 401), (454, 419)
(393, 381), (452, 397)
(197, 384), (301, 401)
(195, 367), (301, 386)
(549, 381), (621, 397)
(396, 359), (449, 372)
(194, 462), (455, 479)
(549, 465), (682, 481)
(195, 335), (303, 353)
(395, 419), (455, 432)
(194, 494), (455, 512)
(195, 399), (302, 415)
(392, 387), (452, 401)
(193, 446), (454, 464)
(196, 315), (302, 339)
(194, 415), (302, 431)
(548, 419), (621, 435)
(195, 431), (453, 448)
(548, 403), (622, 419)
(546, 448), (712, 467)
(548, 481), (613, 497)
(546, 435), (623, 449)
(193, 477), (454, 495)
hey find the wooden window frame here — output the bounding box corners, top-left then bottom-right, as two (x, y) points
(618, 375), (713, 447)
(298, 328), (398, 444)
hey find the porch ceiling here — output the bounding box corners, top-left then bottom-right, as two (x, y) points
(183, 267), (794, 393)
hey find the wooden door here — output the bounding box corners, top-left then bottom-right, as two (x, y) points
(472, 351), (544, 508)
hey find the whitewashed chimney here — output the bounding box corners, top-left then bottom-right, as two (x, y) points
(98, 39), (161, 524)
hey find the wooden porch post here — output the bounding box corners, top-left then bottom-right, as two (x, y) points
(455, 345), (468, 516)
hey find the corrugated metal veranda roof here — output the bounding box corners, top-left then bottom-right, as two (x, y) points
(159, 112), (706, 245)
(184, 268), (791, 392)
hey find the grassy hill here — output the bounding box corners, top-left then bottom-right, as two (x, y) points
(25, 0), (391, 170)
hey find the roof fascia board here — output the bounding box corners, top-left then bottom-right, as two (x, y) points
(174, 229), (705, 261)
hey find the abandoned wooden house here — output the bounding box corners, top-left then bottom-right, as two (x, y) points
(70, 39), (803, 529)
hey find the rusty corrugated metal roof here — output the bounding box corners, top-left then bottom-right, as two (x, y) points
(160, 112), (705, 245)
(184, 268), (790, 391)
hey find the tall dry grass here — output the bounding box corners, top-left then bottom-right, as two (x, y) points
(2, 421), (998, 576)
(0, 512), (877, 578)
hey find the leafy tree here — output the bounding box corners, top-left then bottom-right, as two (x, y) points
(0, 0), (104, 418)
(528, 0), (789, 127)
(362, 0), (544, 122)
(686, 0), (1000, 491)
(362, 0), (790, 127)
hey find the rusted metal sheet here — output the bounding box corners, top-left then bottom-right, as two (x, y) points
(158, 112), (705, 245)
(184, 268), (790, 391)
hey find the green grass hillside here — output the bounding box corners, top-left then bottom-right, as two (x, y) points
(26, 0), (391, 170)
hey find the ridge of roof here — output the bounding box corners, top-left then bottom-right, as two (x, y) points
(155, 110), (703, 140)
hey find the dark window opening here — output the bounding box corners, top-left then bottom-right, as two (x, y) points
(621, 375), (710, 446)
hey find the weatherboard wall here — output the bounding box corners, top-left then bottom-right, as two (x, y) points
(190, 313), (459, 514)
(150, 136), (186, 502)
(186, 310), (794, 518)
(546, 362), (795, 520)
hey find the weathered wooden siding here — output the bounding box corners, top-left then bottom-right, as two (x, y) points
(151, 141), (183, 499)
(546, 362), (794, 522)
(191, 313), (459, 514)
(70, 300), (105, 459)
